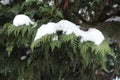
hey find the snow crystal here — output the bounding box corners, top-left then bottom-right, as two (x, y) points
(13, 14), (34, 26)
(105, 16), (120, 22)
(0, 0), (10, 5)
(34, 22), (58, 41)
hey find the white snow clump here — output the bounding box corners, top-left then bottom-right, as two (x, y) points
(78, 28), (105, 45)
(34, 20), (105, 45)
(34, 22), (58, 41)
(57, 20), (80, 36)
(13, 14), (34, 26)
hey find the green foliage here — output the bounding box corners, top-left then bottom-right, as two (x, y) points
(6, 43), (14, 57)
(0, 22), (111, 80)
(2, 23), (36, 56)
(31, 31), (111, 77)
(0, 0), (115, 80)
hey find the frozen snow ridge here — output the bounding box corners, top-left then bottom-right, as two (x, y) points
(13, 14), (34, 26)
(34, 20), (105, 45)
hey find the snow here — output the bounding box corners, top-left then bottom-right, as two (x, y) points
(48, 0), (54, 6)
(78, 7), (91, 22)
(83, 7), (87, 13)
(65, 29), (73, 35)
(0, 0), (10, 5)
(91, 11), (95, 15)
(113, 77), (120, 80)
(57, 20), (81, 36)
(87, 15), (90, 21)
(78, 7), (87, 14)
(26, 0), (43, 2)
(34, 22), (58, 41)
(13, 14), (34, 26)
(106, 13), (111, 16)
(113, 4), (118, 8)
(34, 20), (105, 45)
(79, 20), (83, 24)
(78, 8), (82, 14)
(105, 16), (120, 22)
(78, 28), (105, 45)
(20, 56), (27, 60)
(53, 36), (58, 41)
